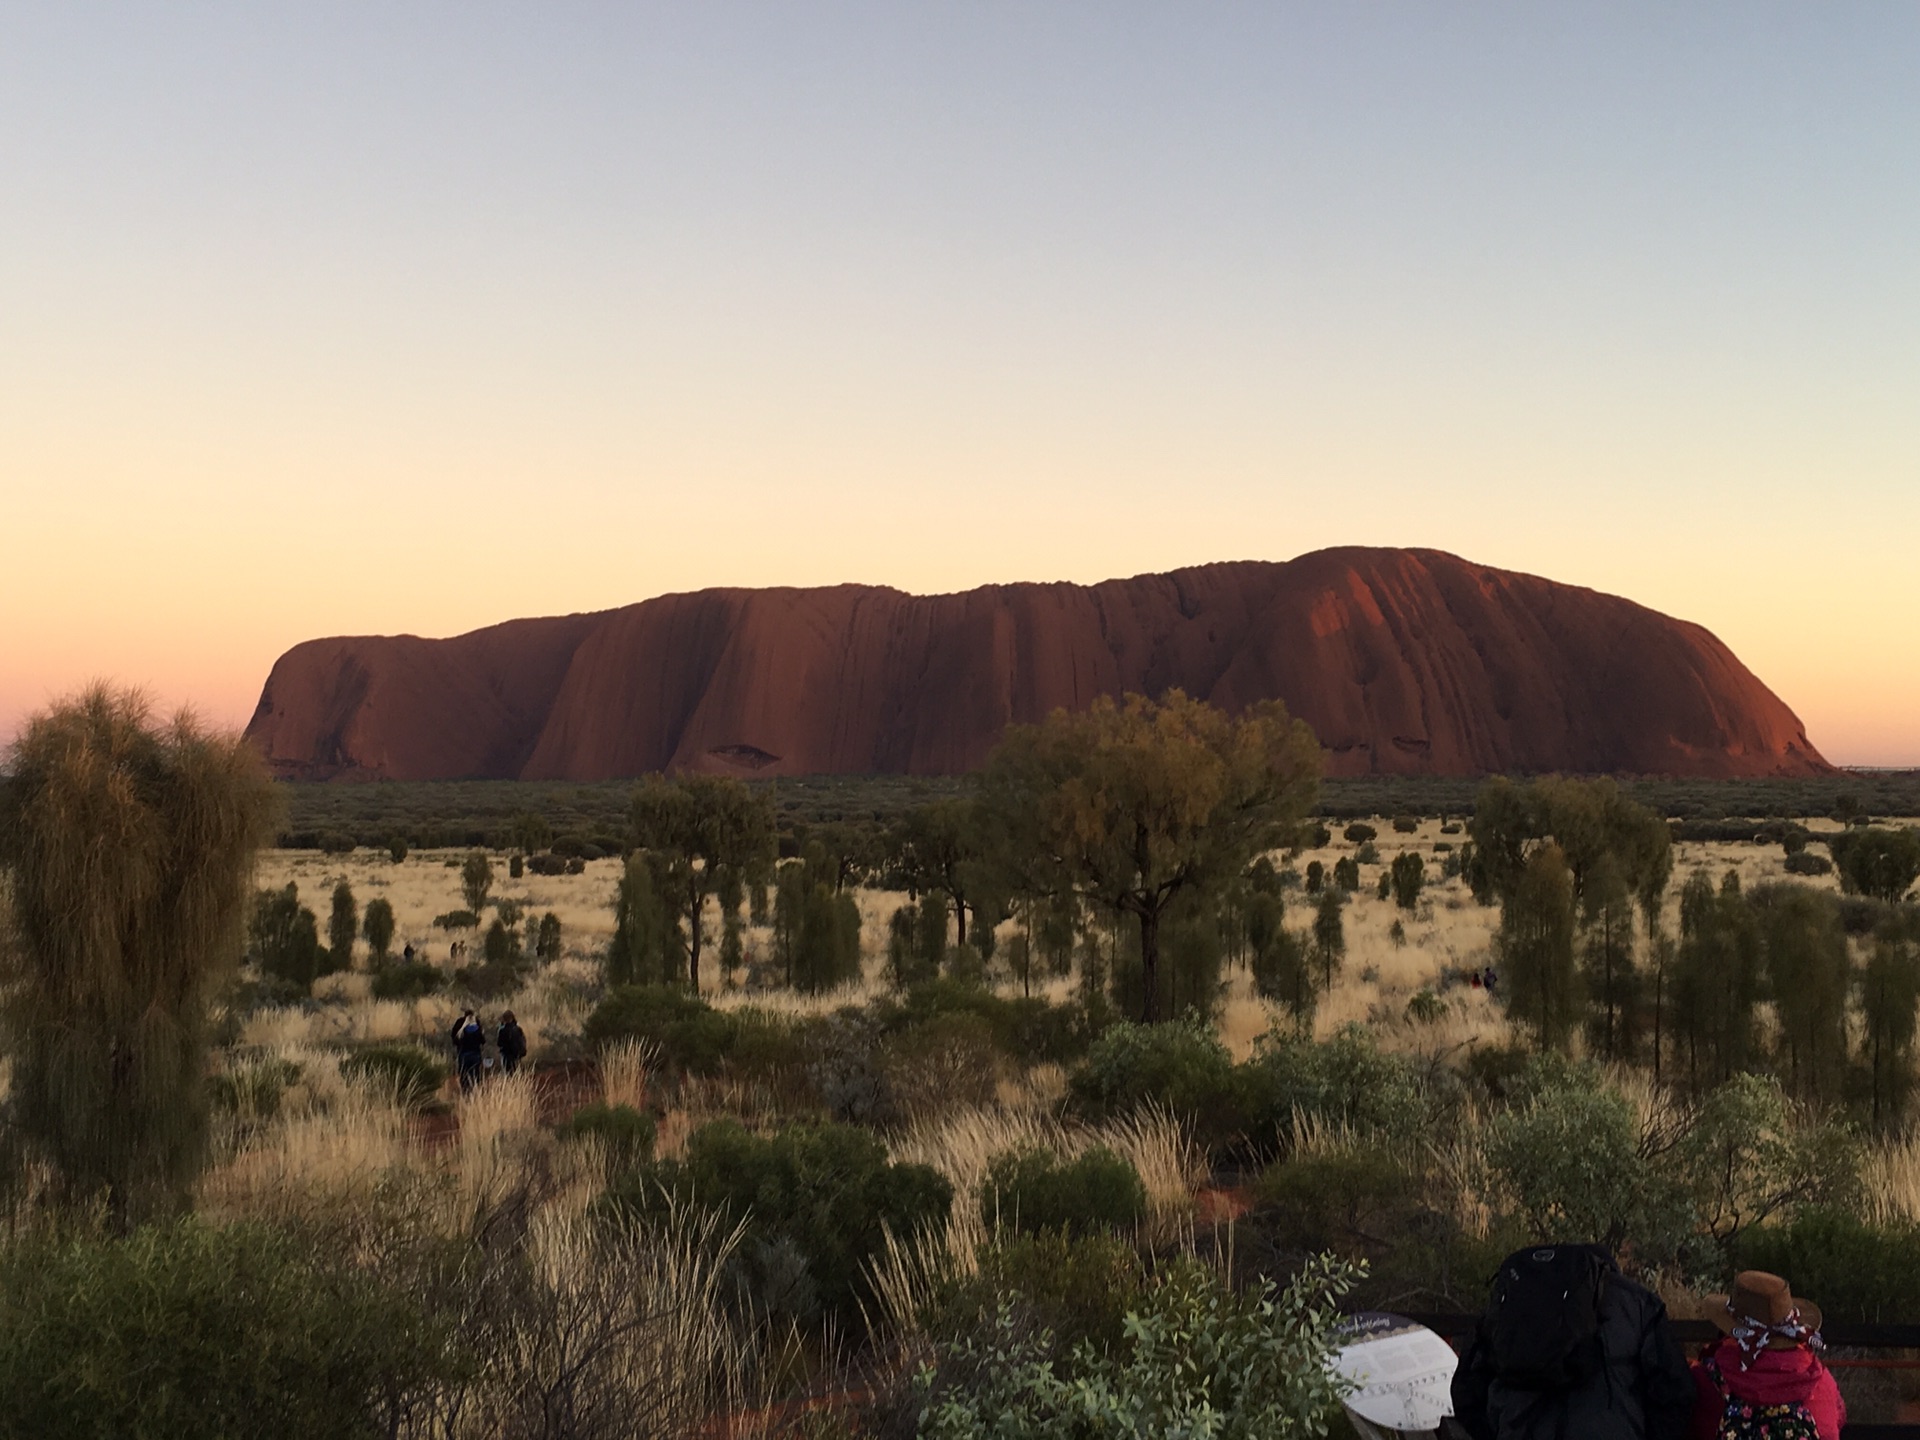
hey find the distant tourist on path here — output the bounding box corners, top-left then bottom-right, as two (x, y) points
(496, 1010), (527, 1075)
(1688, 1271), (1842, 1440)
(402, 942), (415, 964)
(450, 1008), (487, 1091)
(1451, 1243), (1693, 1440)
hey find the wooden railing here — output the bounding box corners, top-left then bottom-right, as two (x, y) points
(1404, 1314), (1920, 1440)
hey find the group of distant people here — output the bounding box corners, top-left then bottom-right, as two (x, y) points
(448, 1008), (527, 1090)
(1451, 1245), (1842, 1439)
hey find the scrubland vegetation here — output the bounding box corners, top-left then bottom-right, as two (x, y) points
(5, 686), (1920, 1436)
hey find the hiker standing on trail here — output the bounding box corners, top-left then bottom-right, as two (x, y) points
(1688, 1272), (1842, 1440)
(496, 1010), (527, 1076)
(1451, 1243), (1694, 1440)
(450, 1008), (487, 1092)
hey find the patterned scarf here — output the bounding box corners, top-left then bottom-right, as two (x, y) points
(1728, 1302), (1825, 1370)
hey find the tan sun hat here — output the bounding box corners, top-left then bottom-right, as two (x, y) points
(1705, 1271), (1823, 1348)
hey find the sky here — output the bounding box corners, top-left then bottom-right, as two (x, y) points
(2, 4), (1916, 765)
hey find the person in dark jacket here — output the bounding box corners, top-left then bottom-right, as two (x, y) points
(496, 1011), (528, 1076)
(1451, 1245), (1695, 1440)
(450, 1008), (487, 1091)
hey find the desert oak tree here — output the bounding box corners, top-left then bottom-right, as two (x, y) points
(0, 686), (279, 1222)
(980, 691), (1320, 1024)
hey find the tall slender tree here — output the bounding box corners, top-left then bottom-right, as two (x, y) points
(1311, 888), (1346, 992)
(0, 687), (278, 1222)
(1670, 870), (1762, 1090)
(327, 880), (357, 970)
(630, 775), (776, 991)
(361, 896), (396, 963)
(1497, 844), (1580, 1051)
(1580, 853), (1640, 1061)
(1756, 884), (1851, 1103)
(1862, 920), (1920, 1128)
(460, 852), (494, 915)
(887, 799), (988, 945)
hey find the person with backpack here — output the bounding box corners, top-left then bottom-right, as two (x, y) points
(1451, 1243), (1695, 1440)
(449, 1008), (487, 1091)
(1687, 1272), (1842, 1440)
(496, 1010), (527, 1075)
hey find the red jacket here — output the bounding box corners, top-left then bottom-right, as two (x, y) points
(1688, 1337), (1845, 1440)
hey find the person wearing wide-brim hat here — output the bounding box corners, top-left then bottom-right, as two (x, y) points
(1688, 1271), (1844, 1440)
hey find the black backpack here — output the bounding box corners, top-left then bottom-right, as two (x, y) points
(1486, 1245), (1610, 1391)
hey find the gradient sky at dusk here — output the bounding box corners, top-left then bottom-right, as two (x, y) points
(3, 4), (1916, 764)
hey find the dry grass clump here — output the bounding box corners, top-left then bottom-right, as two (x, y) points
(471, 1204), (752, 1438)
(1861, 1136), (1920, 1226)
(200, 1079), (411, 1222)
(599, 1039), (655, 1112)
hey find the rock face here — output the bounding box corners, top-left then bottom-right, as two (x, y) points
(245, 548), (1830, 781)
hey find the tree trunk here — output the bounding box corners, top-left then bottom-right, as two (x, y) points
(1139, 907), (1162, 1024)
(954, 896), (967, 947)
(686, 889), (704, 992)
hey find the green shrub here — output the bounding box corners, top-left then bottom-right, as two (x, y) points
(582, 985), (736, 1074)
(1343, 822), (1377, 844)
(455, 958), (530, 999)
(1241, 1025), (1426, 1149)
(1254, 1148), (1414, 1255)
(1392, 816), (1419, 834)
(1069, 1020), (1245, 1146)
(559, 1103), (656, 1167)
(606, 1119), (951, 1327)
(879, 1013), (1002, 1118)
(925, 1232), (1144, 1369)
(1486, 1065), (1687, 1258)
(1737, 1208), (1920, 1323)
(527, 852), (569, 876)
(982, 1146), (1147, 1238)
(249, 883), (328, 990)
(432, 909), (480, 931)
(1389, 851), (1425, 908)
(318, 831), (355, 856)
(1405, 989), (1444, 1024)
(339, 1044), (448, 1107)
(876, 979), (1103, 1065)
(916, 1255), (1358, 1440)
(724, 1007), (817, 1083)
(370, 960), (445, 1000)
(0, 1221), (459, 1439)
(1785, 851), (1834, 877)
(1355, 841), (1381, 866)
(386, 836), (408, 864)
(1307, 823), (1332, 848)
(1673, 1073), (1860, 1249)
